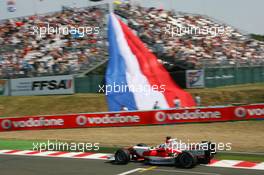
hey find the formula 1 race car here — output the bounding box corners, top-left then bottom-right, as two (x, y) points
(114, 137), (215, 168)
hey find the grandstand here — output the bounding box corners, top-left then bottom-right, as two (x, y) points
(115, 4), (264, 70)
(0, 4), (108, 79)
(0, 2), (263, 83)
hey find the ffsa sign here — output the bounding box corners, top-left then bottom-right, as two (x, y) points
(10, 75), (74, 96)
(32, 80), (72, 90)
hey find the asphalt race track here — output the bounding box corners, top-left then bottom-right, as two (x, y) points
(0, 155), (263, 175)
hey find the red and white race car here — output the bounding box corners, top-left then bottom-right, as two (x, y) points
(114, 137), (215, 168)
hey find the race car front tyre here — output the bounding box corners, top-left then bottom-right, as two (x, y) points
(176, 151), (198, 169)
(115, 149), (130, 164)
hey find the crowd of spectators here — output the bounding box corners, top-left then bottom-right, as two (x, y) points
(0, 5), (108, 78)
(1, 3), (264, 78)
(115, 4), (264, 69)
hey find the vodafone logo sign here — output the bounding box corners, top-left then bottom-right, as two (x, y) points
(234, 107), (247, 118)
(76, 115), (87, 126)
(76, 114), (140, 125)
(1, 120), (12, 129)
(0, 104), (263, 132)
(155, 112), (167, 122)
(0, 118), (64, 130)
(155, 110), (222, 122)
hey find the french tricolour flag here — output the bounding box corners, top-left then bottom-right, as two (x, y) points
(106, 14), (195, 111)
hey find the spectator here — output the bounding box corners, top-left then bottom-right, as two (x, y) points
(173, 97), (181, 109)
(120, 105), (128, 111)
(153, 101), (160, 109)
(194, 94), (201, 106)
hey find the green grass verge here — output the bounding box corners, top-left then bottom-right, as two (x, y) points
(0, 139), (117, 153)
(1, 139), (264, 162)
(0, 139), (34, 150)
(215, 153), (264, 162)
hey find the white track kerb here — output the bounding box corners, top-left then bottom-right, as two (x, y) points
(0, 150), (264, 170)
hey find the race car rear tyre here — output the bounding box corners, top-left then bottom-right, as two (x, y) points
(177, 151), (197, 168)
(115, 149), (130, 164)
(200, 141), (215, 164)
(136, 143), (148, 147)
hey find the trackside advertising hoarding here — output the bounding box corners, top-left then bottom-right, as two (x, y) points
(0, 79), (9, 96)
(10, 75), (74, 96)
(186, 70), (205, 88)
(0, 104), (263, 132)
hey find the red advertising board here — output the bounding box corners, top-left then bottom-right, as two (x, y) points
(0, 104), (263, 132)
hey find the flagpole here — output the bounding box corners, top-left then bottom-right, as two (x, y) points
(108, 0), (113, 13)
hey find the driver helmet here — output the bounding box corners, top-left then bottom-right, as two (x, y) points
(166, 136), (172, 143)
